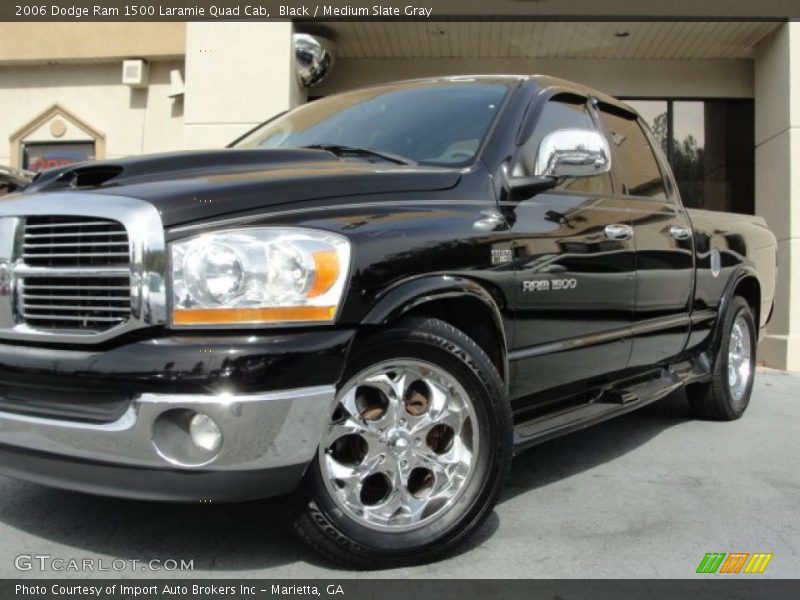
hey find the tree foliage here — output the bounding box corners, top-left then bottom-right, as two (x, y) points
(647, 112), (704, 208)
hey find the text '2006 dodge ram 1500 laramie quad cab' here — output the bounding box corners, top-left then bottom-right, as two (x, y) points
(0, 76), (777, 567)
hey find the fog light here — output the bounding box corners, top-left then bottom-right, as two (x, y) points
(189, 413), (222, 452)
(152, 408), (224, 467)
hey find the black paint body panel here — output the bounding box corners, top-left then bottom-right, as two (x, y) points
(0, 442), (306, 501)
(0, 329), (355, 418)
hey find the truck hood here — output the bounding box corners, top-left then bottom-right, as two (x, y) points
(14, 148), (462, 227)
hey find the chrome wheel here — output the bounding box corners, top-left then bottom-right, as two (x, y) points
(319, 359), (478, 532)
(728, 313), (753, 404)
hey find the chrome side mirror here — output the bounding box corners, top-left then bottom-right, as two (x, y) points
(294, 34), (334, 88)
(534, 129), (611, 179)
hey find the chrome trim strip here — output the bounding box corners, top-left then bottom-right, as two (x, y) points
(630, 314), (690, 336)
(0, 193), (166, 344)
(0, 218), (21, 330)
(12, 265), (131, 278)
(690, 309), (717, 324)
(509, 314), (695, 361)
(509, 327), (630, 361)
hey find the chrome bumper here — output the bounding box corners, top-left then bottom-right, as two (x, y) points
(0, 385), (336, 501)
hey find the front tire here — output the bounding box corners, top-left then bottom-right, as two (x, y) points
(687, 296), (757, 420)
(291, 317), (512, 568)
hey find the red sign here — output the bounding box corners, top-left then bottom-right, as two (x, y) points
(22, 142), (95, 172)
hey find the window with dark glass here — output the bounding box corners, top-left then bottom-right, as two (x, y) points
(233, 81), (510, 167)
(516, 95), (612, 194)
(627, 100), (669, 155)
(21, 141), (95, 173)
(598, 107), (667, 200)
(625, 99), (755, 215)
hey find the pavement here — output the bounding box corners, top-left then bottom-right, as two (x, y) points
(0, 368), (797, 579)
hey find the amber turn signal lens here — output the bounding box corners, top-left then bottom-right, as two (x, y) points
(173, 305), (337, 325)
(307, 250), (341, 298)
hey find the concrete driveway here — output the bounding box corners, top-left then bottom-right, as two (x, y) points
(1, 369), (797, 578)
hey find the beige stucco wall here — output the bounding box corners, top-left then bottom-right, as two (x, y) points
(183, 22), (305, 149)
(755, 22), (800, 370)
(0, 22), (307, 163)
(315, 58), (755, 98)
(0, 23), (185, 64)
(0, 61), (185, 166)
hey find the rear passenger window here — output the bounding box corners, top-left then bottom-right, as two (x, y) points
(515, 95), (612, 194)
(599, 107), (667, 200)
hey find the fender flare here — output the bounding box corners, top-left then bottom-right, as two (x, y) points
(709, 265), (761, 357)
(362, 274), (509, 382)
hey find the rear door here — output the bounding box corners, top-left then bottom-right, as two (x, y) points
(596, 104), (694, 367)
(507, 94), (635, 399)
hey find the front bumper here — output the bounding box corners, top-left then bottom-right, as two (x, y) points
(0, 329), (355, 501)
(0, 386), (333, 501)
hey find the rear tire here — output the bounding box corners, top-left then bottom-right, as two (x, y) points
(291, 317), (512, 568)
(687, 296), (756, 421)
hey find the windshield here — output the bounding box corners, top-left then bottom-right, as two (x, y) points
(232, 80), (511, 166)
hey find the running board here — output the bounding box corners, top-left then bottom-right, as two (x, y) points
(512, 360), (708, 452)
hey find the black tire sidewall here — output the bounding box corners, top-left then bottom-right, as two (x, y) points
(717, 298), (757, 417)
(301, 320), (511, 561)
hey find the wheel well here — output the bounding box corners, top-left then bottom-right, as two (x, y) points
(734, 276), (761, 329)
(400, 297), (507, 381)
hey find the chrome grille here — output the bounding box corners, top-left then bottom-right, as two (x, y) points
(20, 276), (132, 330)
(19, 216), (132, 332)
(23, 216), (130, 267)
(0, 195), (167, 344)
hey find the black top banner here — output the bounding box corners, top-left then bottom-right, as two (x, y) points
(2, 0), (800, 21)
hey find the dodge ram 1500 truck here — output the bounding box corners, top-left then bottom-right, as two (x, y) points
(0, 76), (777, 567)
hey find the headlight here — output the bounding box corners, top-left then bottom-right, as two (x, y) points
(170, 228), (351, 326)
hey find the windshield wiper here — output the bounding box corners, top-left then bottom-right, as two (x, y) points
(302, 144), (416, 166)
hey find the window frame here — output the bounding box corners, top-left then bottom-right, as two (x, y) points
(594, 101), (671, 204)
(637, 115), (681, 206)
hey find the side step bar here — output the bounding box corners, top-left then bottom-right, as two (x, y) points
(512, 359), (710, 452)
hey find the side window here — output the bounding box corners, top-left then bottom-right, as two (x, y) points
(515, 95), (613, 194)
(599, 107), (667, 200)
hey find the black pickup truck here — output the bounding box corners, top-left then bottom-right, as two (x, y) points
(0, 76), (777, 567)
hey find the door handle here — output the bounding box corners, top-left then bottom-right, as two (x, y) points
(604, 224), (633, 240)
(670, 225), (692, 240)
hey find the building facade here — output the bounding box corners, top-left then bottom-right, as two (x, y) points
(0, 20), (798, 370)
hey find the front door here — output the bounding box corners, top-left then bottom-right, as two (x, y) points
(506, 95), (635, 401)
